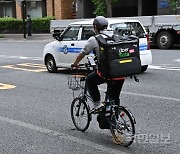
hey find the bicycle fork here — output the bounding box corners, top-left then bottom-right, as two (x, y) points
(75, 98), (92, 121)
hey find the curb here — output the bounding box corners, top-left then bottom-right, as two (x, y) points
(0, 33), (54, 42)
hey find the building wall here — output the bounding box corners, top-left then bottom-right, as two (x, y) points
(83, 0), (94, 18)
(53, 0), (74, 19)
(141, 0), (157, 16)
(6, 0), (180, 20)
(77, 0), (179, 18)
(16, 0), (74, 20)
(112, 0), (138, 17)
(16, 2), (22, 19)
(44, 0), (74, 19)
(157, 0), (171, 15)
(76, 0), (84, 18)
(0, 1), (16, 18)
(26, 1), (43, 18)
(46, 0), (54, 17)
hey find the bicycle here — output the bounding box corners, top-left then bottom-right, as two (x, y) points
(68, 58), (136, 147)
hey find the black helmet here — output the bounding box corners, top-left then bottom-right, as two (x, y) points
(93, 16), (108, 31)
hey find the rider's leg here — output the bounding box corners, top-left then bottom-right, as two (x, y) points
(86, 71), (105, 109)
(108, 79), (125, 106)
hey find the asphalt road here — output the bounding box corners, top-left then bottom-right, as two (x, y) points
(0, 40), (180, 154)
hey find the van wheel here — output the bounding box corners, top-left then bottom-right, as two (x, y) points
(157, 31), (174, 49)
(141, 65), (148, 73)
(46, 56), (57, 73)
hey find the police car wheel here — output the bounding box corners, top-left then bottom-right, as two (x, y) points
(141, 65), (148, 73)
(46, 56), (57, 73)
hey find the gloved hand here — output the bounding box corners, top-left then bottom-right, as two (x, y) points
(71, 63), (79, 68)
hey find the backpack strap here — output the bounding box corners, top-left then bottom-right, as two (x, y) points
(94, 34), (107, 45)
(99, 33), (121, 42)
(94, 34), (110, 79)
(95, 33), (123, 47)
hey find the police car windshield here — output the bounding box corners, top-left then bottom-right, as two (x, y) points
(110, 22), (146, 39)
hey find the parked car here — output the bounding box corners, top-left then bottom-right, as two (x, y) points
(43, 18), (152, 73)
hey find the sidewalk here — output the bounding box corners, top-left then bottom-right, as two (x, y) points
(0, 33), (54, 42)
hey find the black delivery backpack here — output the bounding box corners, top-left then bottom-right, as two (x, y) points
(95, 34), (141, 78)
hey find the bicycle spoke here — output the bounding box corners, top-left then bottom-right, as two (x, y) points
(71, 98), (91, 132)
(110, 107), (135, 147)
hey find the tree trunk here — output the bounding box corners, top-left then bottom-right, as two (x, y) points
(105, 0), (112, 17)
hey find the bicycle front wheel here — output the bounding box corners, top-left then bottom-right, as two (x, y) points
(71, 97), (91, 132)
(110, 106), (135, 147)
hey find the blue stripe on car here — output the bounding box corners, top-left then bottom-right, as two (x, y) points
(139, 44), (148, 51)
(56, 47), (82, 53)
(56, 44), (147, 54)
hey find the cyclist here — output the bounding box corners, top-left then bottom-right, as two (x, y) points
(72, 16), (125, 112)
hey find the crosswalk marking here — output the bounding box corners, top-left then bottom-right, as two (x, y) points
(1, 63), (46, 72)
(148, 65), (180, 71)
(0, 55), (180, 72)
(17, 63), (46, 68)
(0, 83), (16, 90)
(1, 63), (180, 72)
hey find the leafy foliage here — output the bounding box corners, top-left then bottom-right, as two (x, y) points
(0, 16), (55, 33)
(169, 0), (180, 14)
(91, 0), (106, 16)
(91, 0), (119, 16)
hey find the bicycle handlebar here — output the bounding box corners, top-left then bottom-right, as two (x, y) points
(79, 63), (93, 71)
(71, 63), (89, 68)
(71, 56), (96, 71)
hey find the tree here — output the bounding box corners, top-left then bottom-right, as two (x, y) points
(105, 0), (113, 17)
(91, 0), (119, 17)
(169, 0), (180, 14)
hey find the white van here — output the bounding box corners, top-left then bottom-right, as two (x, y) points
(43, 18), (152, 73)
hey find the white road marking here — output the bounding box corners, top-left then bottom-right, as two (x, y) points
(148, 65), (180, 71)
(0, 116), (127, 154)
(99, 88), (180, 102)
(174, 59), (180, 62)
(0, 40), (53, 43)
(0, 54), (180, 71)
(122, 92), (180, 102)
(0, 55), (42, 61)
(0, 83), (16, 90)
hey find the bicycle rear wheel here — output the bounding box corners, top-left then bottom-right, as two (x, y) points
(71, 97), (91, 132)
(110, 106), (135, 147)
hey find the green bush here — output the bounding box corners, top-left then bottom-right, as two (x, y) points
(0, 17), (22, 33)
(32, 16), (55, 33)
(0, 16), (55, 34)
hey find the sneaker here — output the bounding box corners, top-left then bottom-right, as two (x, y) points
(91, 102), (104, 113)
(112, 131), (124, 144)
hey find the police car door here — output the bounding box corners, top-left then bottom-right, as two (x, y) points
(55, 25), (81, 67)
(77, 25), (95, 63)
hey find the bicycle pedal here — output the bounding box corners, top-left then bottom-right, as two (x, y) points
(90, 108), (102, 114)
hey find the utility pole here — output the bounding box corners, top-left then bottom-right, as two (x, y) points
(17, 0), (27, 38)
(21, 0), (26, 39)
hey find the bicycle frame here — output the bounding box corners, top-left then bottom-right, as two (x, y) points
(70, 60), (136, 146)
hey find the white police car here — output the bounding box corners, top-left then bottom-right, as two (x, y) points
(43, 18), (152, 73)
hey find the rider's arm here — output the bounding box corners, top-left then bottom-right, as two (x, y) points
(72, 52), (85, 67)
(72, 36), (98, 67)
